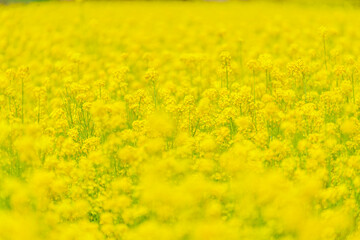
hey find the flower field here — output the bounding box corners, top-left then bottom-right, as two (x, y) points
(1, 1), (360, 239)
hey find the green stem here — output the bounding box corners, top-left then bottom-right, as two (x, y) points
(303, 73), (307, 102)
(323, 36), (327, 70)
(21, 78), (24, 124)
(265, 70), (268, 93)
(152, 81), (157, 108)
(192, 118), (200, 137)
(226, 64), (229, 89)
(352, 72), (355, 104)
(253, 70), (256, 105)
(38, 98), (40, 123)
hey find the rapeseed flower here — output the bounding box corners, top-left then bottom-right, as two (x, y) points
(1, 1), (360, 240)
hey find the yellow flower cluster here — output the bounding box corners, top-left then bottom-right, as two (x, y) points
(1, 1), (360, 239)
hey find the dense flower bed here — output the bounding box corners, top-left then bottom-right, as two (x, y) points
(1, 2), (360, 239)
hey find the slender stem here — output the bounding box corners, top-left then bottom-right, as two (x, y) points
(153, 81), (157, 108)
(253, 71), (256, 103)
(77, 62), (80, 81)
(226, 64), (229, 89)
(188, 109), (191, 133)
(303, 73), (307, 103)
(352, 72), (355, 104)
(323, 36), (327, 70)
(21, 78), (24, 124)
(38, 97), (40, 123)
(265, 70), (268, 93)
(8, 97), (11, 119)
(192, 118), (200, 137)
(138, 97), (142, 115)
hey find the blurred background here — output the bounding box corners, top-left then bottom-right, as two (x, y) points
(0, 0), (360, 5)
